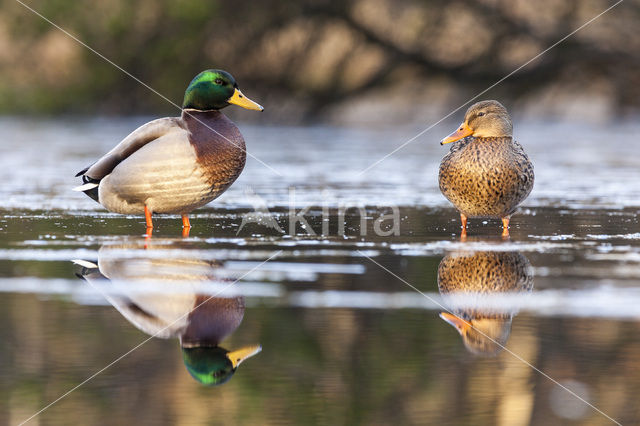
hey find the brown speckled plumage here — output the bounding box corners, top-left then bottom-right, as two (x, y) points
(438, 251), (533, 297)
(439, 136), (534, 218)
(437, 251), (533, 355)
(439, 100), (534, 236)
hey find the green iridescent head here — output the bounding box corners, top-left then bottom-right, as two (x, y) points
(181, 344), (261, 386)
(182, 69), (264, 112)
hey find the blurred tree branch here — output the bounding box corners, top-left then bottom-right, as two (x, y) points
(2, 0), (638, 119)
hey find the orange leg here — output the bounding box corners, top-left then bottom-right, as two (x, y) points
(144, 205), (153, 236)
(460, 213), (468, 239)
(501, 216), (510, 238)
(182, 214), (191, 238)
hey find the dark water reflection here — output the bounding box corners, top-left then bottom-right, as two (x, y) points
(74, 240), (261, 386)
(1, 207), (640, 425)
(438, 251), (534, 356)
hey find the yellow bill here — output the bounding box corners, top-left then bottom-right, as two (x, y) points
(228, 88), (264, 111)
(227, 344), (262, 369)
(441, 122), (473, 145)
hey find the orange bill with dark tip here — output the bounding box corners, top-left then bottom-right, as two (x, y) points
(441, 122), (473, 145)
(439, 312), (471, 335)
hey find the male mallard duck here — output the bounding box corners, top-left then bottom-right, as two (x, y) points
(437, 250), (533, 356)
(73, 240), (261, 386)
(439, 100), (534, 237)
(74, 69), (263, 235)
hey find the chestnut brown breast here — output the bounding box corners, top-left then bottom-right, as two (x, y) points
(183, 110), (247, 198)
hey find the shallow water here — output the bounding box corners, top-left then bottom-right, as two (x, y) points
(1, 117), (640, 425)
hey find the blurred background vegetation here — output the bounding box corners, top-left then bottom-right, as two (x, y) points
(1, 0), (638, 123)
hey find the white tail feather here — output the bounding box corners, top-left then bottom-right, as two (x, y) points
(71, 259), (98, 268)
(73, 183), (99, 192)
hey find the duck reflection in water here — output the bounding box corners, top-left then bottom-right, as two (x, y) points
(74, 239), (261, 386)
(437, 250), (533, 356)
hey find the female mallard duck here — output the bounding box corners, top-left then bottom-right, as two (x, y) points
(74, 69), (263, 235)
(438, 250), (533, 355)
(439, 100), (534, 237)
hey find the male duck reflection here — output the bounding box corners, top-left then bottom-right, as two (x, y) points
(74, 70), (263, 236)
(439, 101), (534, 238)
(437, 250), (533, 356)
(74, 240), (261, 386)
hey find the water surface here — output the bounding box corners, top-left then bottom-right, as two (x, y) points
(1, 118), (639, 425)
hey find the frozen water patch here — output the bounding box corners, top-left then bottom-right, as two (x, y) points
(0, 277), (283, 300)
(282, 286), (640, 319)
(389, 240), (573, 256)
(0, 248), (99, 261)
(585, 252), (640, 262)
(531, 233), (640, 242)
(586, 233), (640, 240)
(3, 277), (640, 319)
(223, 261), (365, 275)
(289, 290), (443, 309)
(529, 234), (576, 241)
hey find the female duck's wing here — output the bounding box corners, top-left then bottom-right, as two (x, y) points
(75, 117), (184, 183)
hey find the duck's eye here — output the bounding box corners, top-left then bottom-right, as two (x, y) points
(214, 78), (224, 85)
(477, 112), (485, 117)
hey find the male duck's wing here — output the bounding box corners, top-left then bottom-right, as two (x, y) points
(72, 257), (190, 337)
(76, 117), (184, 181)
(108, 293), (195, 339)
(72, 259), (105, 281)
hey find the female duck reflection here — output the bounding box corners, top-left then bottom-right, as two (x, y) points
(74, 240), (261, 386)
(438, 250), (533, 356)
